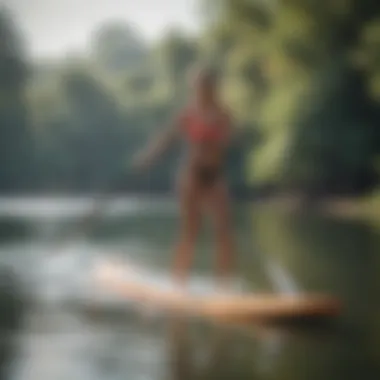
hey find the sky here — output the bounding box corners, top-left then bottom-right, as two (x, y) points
(5, 0), (199, 59)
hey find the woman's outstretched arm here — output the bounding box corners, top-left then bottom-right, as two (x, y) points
(133, 114), (182, 170)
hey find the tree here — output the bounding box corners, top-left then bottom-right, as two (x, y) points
(58, 65), (129, 190)
(153, 29), (198, 105)
(90, 20), (148, 73)
(0, 7), (34, 192)
(202, 0), (380, 195)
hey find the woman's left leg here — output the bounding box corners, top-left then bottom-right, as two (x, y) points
(207, 179), (235, 288)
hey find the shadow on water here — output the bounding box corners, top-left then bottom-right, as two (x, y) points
(167, 315), (257, 380)
(0, 219), (32, 243)
(0, 266), (28, 380)
(165, 313), (349, 380)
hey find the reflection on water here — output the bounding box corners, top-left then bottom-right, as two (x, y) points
(0, 197), (379, 380)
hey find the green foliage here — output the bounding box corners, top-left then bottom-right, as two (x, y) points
(204, 0), (380, 195)
(14, 15), (249, 195)
(153, 29), (199, 106)
(90, 21), (148, 73)
(0, 7), (34, 192)
(1, 2), (379, 197)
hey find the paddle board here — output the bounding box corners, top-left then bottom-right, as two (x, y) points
(93, 261), (341, 323)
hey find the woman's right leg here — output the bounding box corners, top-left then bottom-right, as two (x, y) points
(173, 174), (202, 289)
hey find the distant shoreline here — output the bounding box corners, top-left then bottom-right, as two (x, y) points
(0, 192), (378, 222)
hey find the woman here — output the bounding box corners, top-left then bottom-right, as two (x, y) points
(133, 66), (235, 290)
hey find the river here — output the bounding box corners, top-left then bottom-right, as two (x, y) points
(0, 197), (378, 380)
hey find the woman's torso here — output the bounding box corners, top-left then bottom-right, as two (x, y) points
(180, 105), (229, 171)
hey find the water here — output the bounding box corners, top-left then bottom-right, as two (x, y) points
(0, 197), (379, 380)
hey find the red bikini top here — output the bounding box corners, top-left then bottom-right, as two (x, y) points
(180, 108), (229, 143)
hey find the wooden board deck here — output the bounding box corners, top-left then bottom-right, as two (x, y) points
(94, 264), (342, 323)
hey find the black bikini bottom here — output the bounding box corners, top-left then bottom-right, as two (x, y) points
(193, 165), (222, 187)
